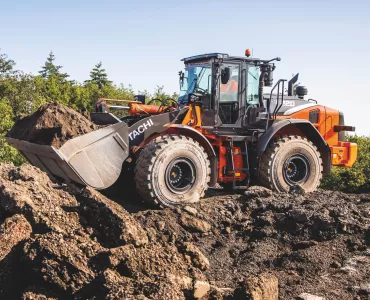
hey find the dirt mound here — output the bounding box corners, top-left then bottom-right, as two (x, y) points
(6, 103), (96, 148)
(0, 163), (369, 299)
(134, 189), (370, 300)
(0, 164), (216, 299)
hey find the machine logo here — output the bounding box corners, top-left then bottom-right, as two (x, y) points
(129, 119), (154, 140)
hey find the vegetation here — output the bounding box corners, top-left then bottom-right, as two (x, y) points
(39, 51), (69, 80)
(84, 61), (112, 89)
(321, 135), (370, 193)
(0, 50), (368, 193)
(0, 50), (177, 165)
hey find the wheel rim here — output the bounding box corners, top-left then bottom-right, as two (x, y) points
(283, 154), (310, 185)
(165, 158), (196, 194)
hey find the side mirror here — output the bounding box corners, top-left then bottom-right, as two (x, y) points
(221, 67), (231, 84)
(264, 68), (274, 87)
(260, 64), (275, 87)
(178, 70), (184, 88)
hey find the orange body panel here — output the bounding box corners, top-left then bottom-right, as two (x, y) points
(277, 105), (340, 147)
(277, 105), (357, 167)
(214, 141), (247, 182)
(181, 105), (202, 127)
(331, 142), (358, 167)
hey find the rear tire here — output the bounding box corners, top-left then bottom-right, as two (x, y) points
(135, 134), (211, 208)
(259, 135), (323, 193)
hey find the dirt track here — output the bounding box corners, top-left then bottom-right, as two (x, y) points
(0, 163), (369, 300)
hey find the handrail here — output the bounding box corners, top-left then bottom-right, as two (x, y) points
(272, 80), (286, 119)
(265, 79), (287, 130)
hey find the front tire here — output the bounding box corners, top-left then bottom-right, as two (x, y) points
(135, 134), (211, 208)
(259, 135), (323, 193)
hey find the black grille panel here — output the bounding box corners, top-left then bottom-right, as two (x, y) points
(309, 110), (319, 124)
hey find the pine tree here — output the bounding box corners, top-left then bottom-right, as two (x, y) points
(0, 50), (16, 75)
(85, 61), (112, 89)
(39, 51), (69, 80)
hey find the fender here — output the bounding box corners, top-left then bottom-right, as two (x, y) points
(167, 124), (218, 187)
(257, 119), (331, 175)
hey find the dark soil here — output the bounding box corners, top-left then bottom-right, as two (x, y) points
(6, 103), (96, 148)
(0, 164), (369, 299)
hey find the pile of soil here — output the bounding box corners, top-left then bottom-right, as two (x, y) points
(6, 103), (96, 148)
(0, 163), (369, 299)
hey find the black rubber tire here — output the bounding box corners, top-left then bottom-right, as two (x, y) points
(259, 135), (323, 193)
(134, 134), (211, 208)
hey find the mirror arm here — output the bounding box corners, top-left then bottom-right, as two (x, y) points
(258, 71), (267, 108)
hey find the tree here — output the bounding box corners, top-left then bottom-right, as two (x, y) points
(85, 61), (112, 89)
(39, 51), (69, 80)
(0, 51), (16, 75)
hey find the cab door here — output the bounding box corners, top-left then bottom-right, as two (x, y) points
(216, 62), (243, 127)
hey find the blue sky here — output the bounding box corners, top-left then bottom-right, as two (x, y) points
(1, 0), (369, 134)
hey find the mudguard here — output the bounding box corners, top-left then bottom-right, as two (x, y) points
(257, 119), (331, 175)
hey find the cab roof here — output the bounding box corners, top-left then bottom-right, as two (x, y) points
(182, 53), (261, 64)
(181, 53), (228, 63)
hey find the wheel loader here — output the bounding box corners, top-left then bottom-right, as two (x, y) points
(6, 51), (358, 207)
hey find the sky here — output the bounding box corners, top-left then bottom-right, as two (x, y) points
(1, 0), (369, 135)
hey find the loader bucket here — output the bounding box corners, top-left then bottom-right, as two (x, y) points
(6, 121), (130, 190)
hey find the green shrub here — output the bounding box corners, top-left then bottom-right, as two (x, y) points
(321, 135), (370, 193)
(0, 100), (24, 165)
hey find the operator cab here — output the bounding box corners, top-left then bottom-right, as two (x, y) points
(178, 52), (279, 132)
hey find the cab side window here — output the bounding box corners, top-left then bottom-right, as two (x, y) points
(220, 65), (239, 102)
(247, 66), (259, 105)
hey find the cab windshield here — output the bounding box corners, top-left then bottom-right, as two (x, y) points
(179, 64), (212, 97)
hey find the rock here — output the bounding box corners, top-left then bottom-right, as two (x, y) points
(292, 240), (318, 251)
(289, 185), (306, 195)
(288, 209), (310, 223)
(244, 186), (273, 198)
(181, 242), (210, 271)
(340, 265), (358, 275)
(193, 280), (210, 299)
(183, 206), (198, 216)
(297, 293), (324, 300)
(156, 220), (166, 231)
(101, 268), (188, 299)
(0, 214), (32, 260)
(107, 243), (192, 280)
(99, 269), (150, 300)
(233, 274), (278, 300)
(21, 286), (58, 300)
(78, 188), (148, 247)
(167, 274), (193, 290)
(359, 283), (370, 295)
(180, 214), (211, 233)
(330, 261), (341, 268)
